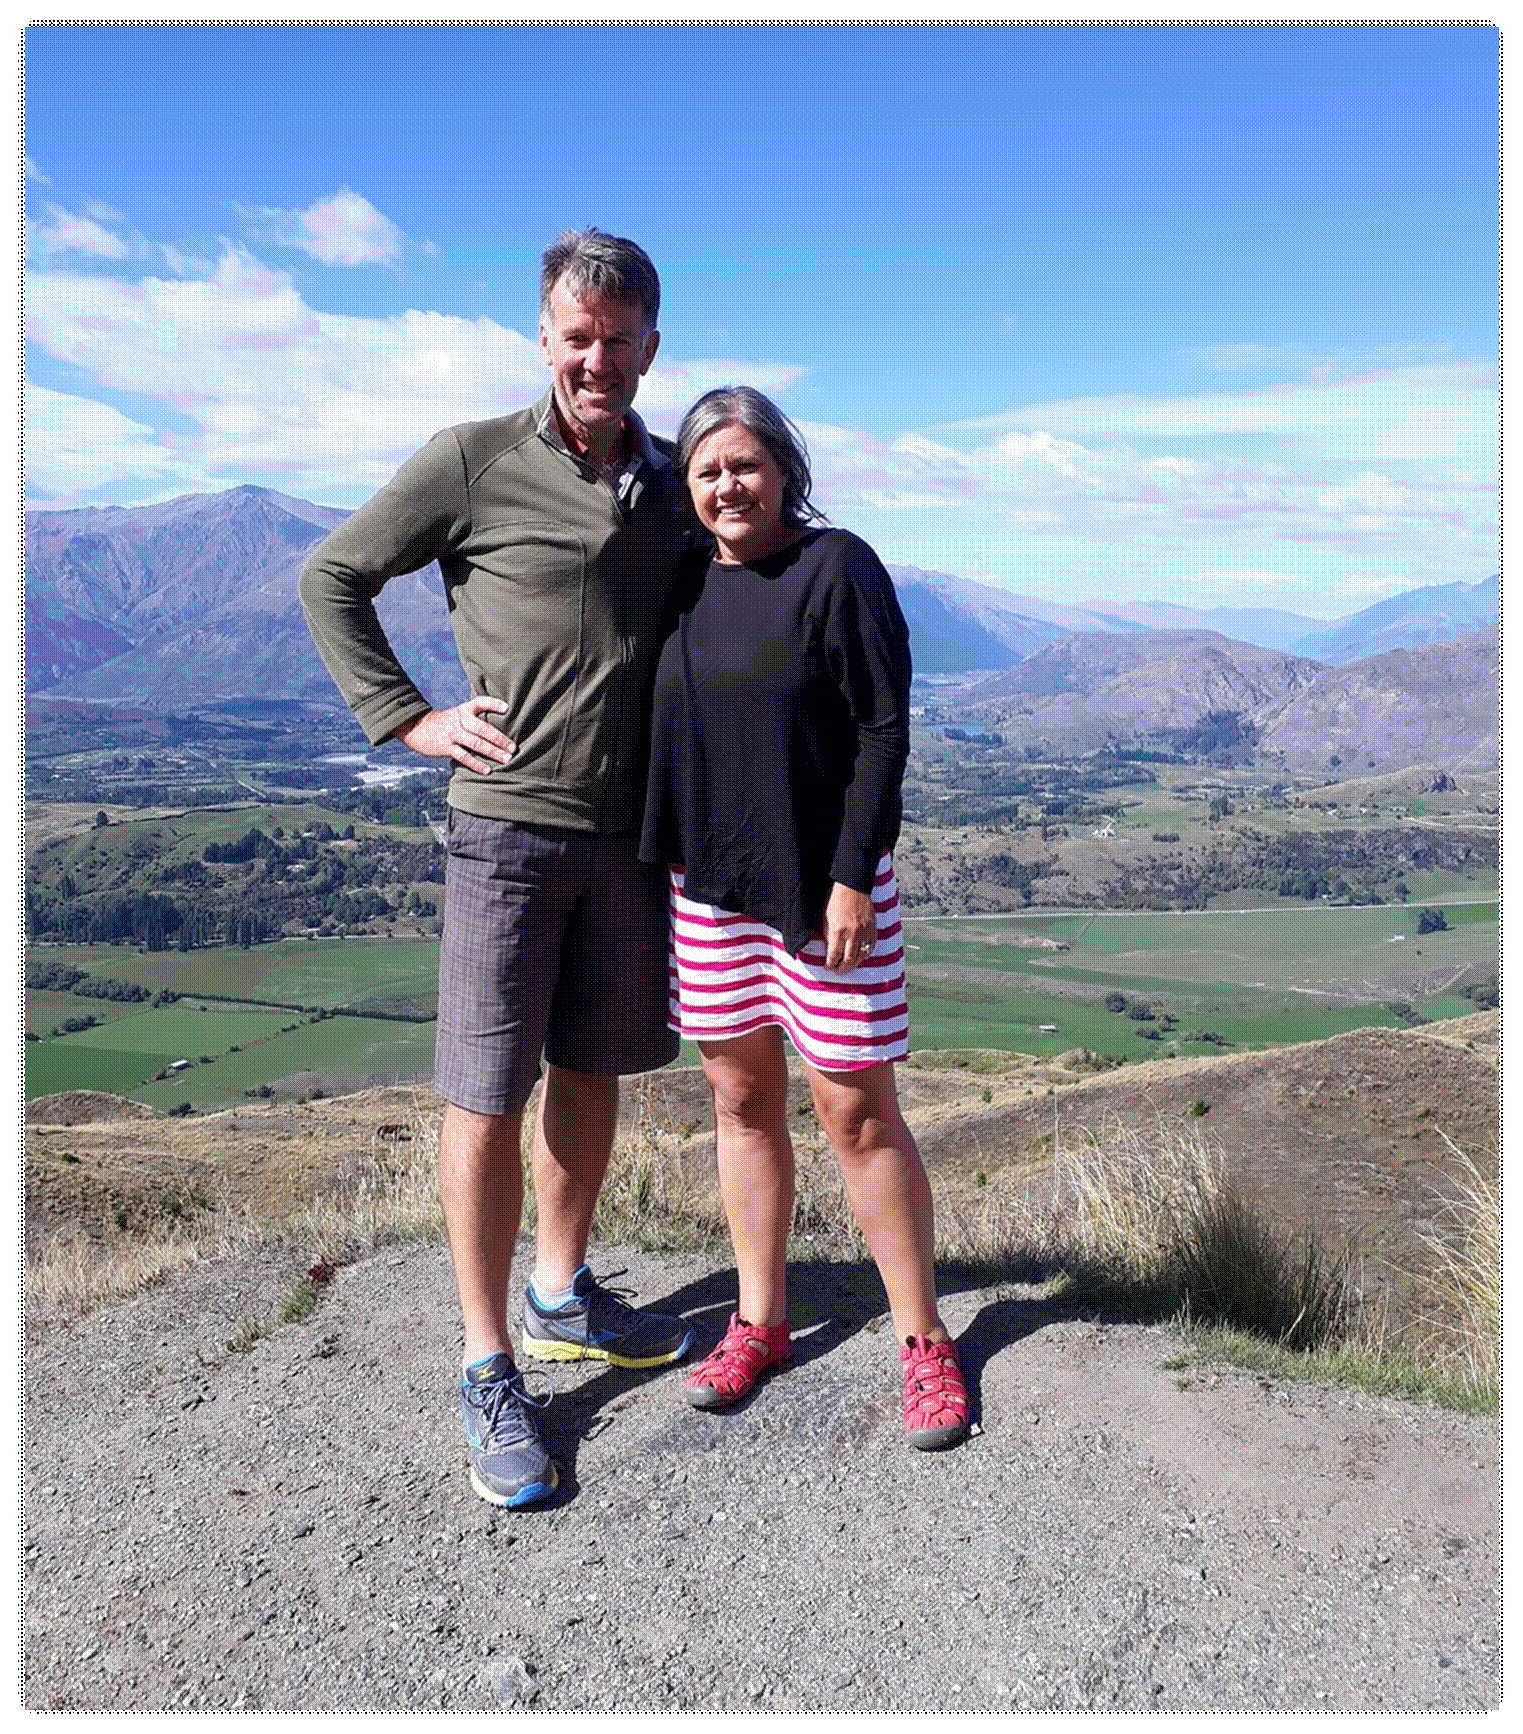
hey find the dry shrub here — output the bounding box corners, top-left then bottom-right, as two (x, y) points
(940, 1114), (1355, 1350)
(24, 1222), (204, 1329)
(24, 1100), (447, 1330)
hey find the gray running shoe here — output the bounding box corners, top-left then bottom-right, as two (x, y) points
(521, 1265), (694, 1368)
(458, 1353), (558, 1508)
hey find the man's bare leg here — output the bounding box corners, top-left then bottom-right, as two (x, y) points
(529, 1064), (620, 1293)
(519, 1065), (693, 1367)
(437, 1101), (526, 1368)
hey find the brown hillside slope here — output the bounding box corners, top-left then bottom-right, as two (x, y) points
(26, 1013), (1496, 1336)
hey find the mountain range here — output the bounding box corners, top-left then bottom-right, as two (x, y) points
(22, 484), (1500, 775)
(902, 564), (1499, 671)
(956, 626), (1498, 776)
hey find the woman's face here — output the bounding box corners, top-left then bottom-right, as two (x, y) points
(686, 422), (791, 564)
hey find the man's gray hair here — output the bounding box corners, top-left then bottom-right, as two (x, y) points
(676, 386), (828, 531)
(539, 228), (660, 328)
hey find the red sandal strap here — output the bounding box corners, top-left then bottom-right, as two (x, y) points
(901, 1335), (969, 1431)
(685, 1313), (790, 1401)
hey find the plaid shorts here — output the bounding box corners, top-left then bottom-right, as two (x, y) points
(435, 811), (678, 1116)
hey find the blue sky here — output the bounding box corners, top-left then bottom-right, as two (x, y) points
(21, 19), (1500, 619)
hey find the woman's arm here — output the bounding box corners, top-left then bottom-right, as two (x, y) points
(822, 535), (912, 896)
(821, 880), (879, 972)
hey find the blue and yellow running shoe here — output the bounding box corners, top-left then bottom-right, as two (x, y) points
(459, 1353), (558, 1508)
(521, 1265), (694, 1368)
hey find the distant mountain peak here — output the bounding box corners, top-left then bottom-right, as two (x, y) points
(22, 485), (1499, 729)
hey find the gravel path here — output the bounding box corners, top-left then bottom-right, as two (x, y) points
(23, 1239), (1500, 1713)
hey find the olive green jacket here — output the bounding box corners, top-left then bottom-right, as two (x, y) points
(299, 395), (686, 833)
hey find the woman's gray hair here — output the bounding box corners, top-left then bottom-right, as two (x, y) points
(539, 228), (660, 328)
(676, 387), (827, 530)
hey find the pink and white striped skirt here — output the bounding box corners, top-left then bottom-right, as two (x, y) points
(667, 854), (910, 1071)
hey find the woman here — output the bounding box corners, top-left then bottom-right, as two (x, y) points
(641, 386), (968, 1450)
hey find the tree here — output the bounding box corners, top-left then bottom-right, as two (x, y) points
(1416, 907), (1449, 934)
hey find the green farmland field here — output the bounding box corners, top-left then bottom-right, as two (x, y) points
(25, 937), (443, 1107)
(26, 936), (440, 1017)
(25, 898), (1497, 1108)
(902, 900), (1497, 1059)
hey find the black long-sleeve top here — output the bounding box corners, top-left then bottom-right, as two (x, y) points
(640, 526), (911, 955)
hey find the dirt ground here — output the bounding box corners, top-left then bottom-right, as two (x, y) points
(21, 1236), (1500, 1711)
(21, 1013), (1500, 1712)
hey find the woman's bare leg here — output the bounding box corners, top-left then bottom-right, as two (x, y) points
(700, 1028), (795, 1327)
(806, 1061), (948, 1343)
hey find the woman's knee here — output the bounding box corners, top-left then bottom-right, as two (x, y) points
(811, 1078), (899, 1158)
(713, 1078), (778, 1131)
(704, 1050), (788, 1132)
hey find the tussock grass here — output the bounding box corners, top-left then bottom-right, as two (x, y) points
(937, 1112), (1495, 1409)
(969, 1117), (1357, 1352)
(1410, 1137), (1499, 1402)
(1171, 1179), (1354, 1352)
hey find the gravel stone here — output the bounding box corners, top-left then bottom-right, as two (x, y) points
(22, 1239), (1499, 1712)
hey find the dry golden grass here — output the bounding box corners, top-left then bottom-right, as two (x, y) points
(23, 1222), (209, 1325)
(23, 1112), (449, 1333)
(1411, 1136), (1500, 1398)
(24, 1086), (1498, 1411)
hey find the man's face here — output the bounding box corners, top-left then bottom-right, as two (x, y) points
(539, 278), (659, 456)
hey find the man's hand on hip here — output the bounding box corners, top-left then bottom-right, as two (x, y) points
(394, 698), (518, 776)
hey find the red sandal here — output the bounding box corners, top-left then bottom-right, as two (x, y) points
(684, 1313), (792, 1409)
(901, 1334), (970, 1450)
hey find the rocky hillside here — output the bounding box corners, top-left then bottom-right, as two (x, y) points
(961, 624), (1498, 775)
(23, 485), (469, 709)
(1258, 626), (1500, 774)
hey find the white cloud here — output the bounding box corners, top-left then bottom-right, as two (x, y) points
(245, 188), (408, 269)
(25, 201), (128, 261)
(20, 226), (1498, 617)
(26, 246), (557, 491)
(1108, 563), (1451, 617)
(24, 242), (811, 498)
(23, 383), (189, 503)
(633, 360), (808, 440)
(841, 415), (1489, 546)
(947, 361), (1498, 473)
(811, 398), (1495, 614)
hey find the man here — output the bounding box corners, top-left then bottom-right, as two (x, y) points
(300, 229), (692, 1510)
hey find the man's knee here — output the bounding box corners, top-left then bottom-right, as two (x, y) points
(441, 1100), (525, 1165)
